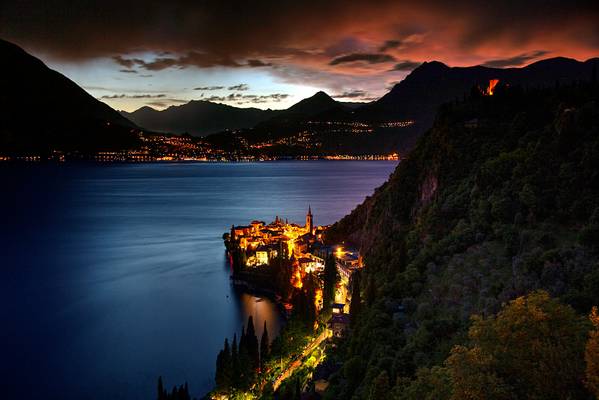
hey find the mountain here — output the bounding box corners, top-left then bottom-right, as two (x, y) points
(351, 57), (598, 152)
(280, 91), (341, 117)
(205, 58), (599, 157)
(0, 38), (138, 155)
(121, 101), (278, 135)
(357, 57), (599, 125)
(324, 80), (599, 398)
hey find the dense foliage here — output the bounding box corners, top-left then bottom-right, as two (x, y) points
(324, 79), (599, 399)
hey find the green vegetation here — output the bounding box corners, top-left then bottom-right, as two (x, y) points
(324, 80), (599, 399)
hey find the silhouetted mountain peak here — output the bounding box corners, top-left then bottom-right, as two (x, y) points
(286, 91), (338, 116)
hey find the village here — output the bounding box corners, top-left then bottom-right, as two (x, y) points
(225, 206), (362, 337)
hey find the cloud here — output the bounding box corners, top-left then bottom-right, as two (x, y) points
(227, 83), (249, 91)
(194, 86), (225, 91)
(205, 92), (289, 105)
(482, 50), (551, 68)
(379, 40), (402, 52)
(145, 98), (188, 108)
(391, 60), (422, 71)
(246, 59), (272, 67)
(113, 52), (242, 71)
(2, 0), (599, 103)
(329, 53), (396, 66)
(332, 89), (368, 99)
(100, 93), (166, 99)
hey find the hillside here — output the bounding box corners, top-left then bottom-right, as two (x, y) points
(121, 101), (277, 135)
(204, 58), (599, 157)
(350, 57), (599, 152)
(0, 38), (138, 155)
(323, 80), (599, 399)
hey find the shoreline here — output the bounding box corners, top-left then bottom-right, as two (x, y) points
(0, 157), (400, 164)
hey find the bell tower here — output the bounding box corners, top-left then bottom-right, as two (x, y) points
(306, 205), (314, 234)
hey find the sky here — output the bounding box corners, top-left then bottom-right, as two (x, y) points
(1, 0), (599, 112)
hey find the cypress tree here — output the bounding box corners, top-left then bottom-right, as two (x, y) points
(157, 376), (166, 400)
(365, 275), (376, 307)
(215, 338), (232, 389)
(322, 254), (338, 309)
(304, 273), (318, 330)
(231, 333), (240, 388)
(246, 316), (260, 370)
(349, 271), (362, 327)
(222, 338), (232, 388)
(215, 349), (224, 388)
(260, 321), (269, 371)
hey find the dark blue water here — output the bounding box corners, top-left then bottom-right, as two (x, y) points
(0, 161), (396, 399)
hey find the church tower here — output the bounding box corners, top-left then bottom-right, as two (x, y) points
(306, 205), (314, 234)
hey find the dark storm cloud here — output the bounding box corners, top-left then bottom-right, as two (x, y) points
(332, 89), (368, 98)
(146, 98), (188, 108)
(1, 0), (598, 78)
(329, 53), (396, 66)
(246, 59), (272, 67)
(391, 60), (422, 71)
(482, 50), (550, 68)
(113, 52), (242, 70)
(194, 86), (225, 90)
(379, 40), (402, 52)
(227, 84), (249, 91)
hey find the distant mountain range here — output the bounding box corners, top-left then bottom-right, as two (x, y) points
(121, 91), (363, 135)
(120, 102), (276, 136)
(0, 39), (138, 154)
(1, 36), (597, 157)
(134, 56), (598, 155)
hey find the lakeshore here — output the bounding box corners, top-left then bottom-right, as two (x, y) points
(209, 208), (362, 398)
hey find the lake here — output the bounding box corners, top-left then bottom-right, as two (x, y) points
(0, 161), (396, 399)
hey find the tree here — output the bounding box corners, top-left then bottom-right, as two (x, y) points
(322, 254), (338, 309)
(260, 321), (270, 371)
(365, 274), (376, 307)
(586, 306), (599, 398)
(446, 291), (588, 400)
(231, 333), (240, 388)
(215, 338), (232, 390)
(157, 376), (166, 400)
(349, 271), (362, 327)
(304, 272), (318, 330)
(246, 316), (260, 370)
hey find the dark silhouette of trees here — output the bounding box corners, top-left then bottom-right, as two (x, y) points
(215, 338), (232, 390)
(260, 321), (270, 371)
(349, 271), (361, 327)
(322, 254), (338, 309)
(365, 274), (376, 307)
(156, 377), (190, 400)
(245, 316), (260, 370)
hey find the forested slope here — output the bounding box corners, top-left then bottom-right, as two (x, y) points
(324, 80), (599, 399)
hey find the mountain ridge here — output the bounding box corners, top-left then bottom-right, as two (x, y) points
(0, 38), (138, 154)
